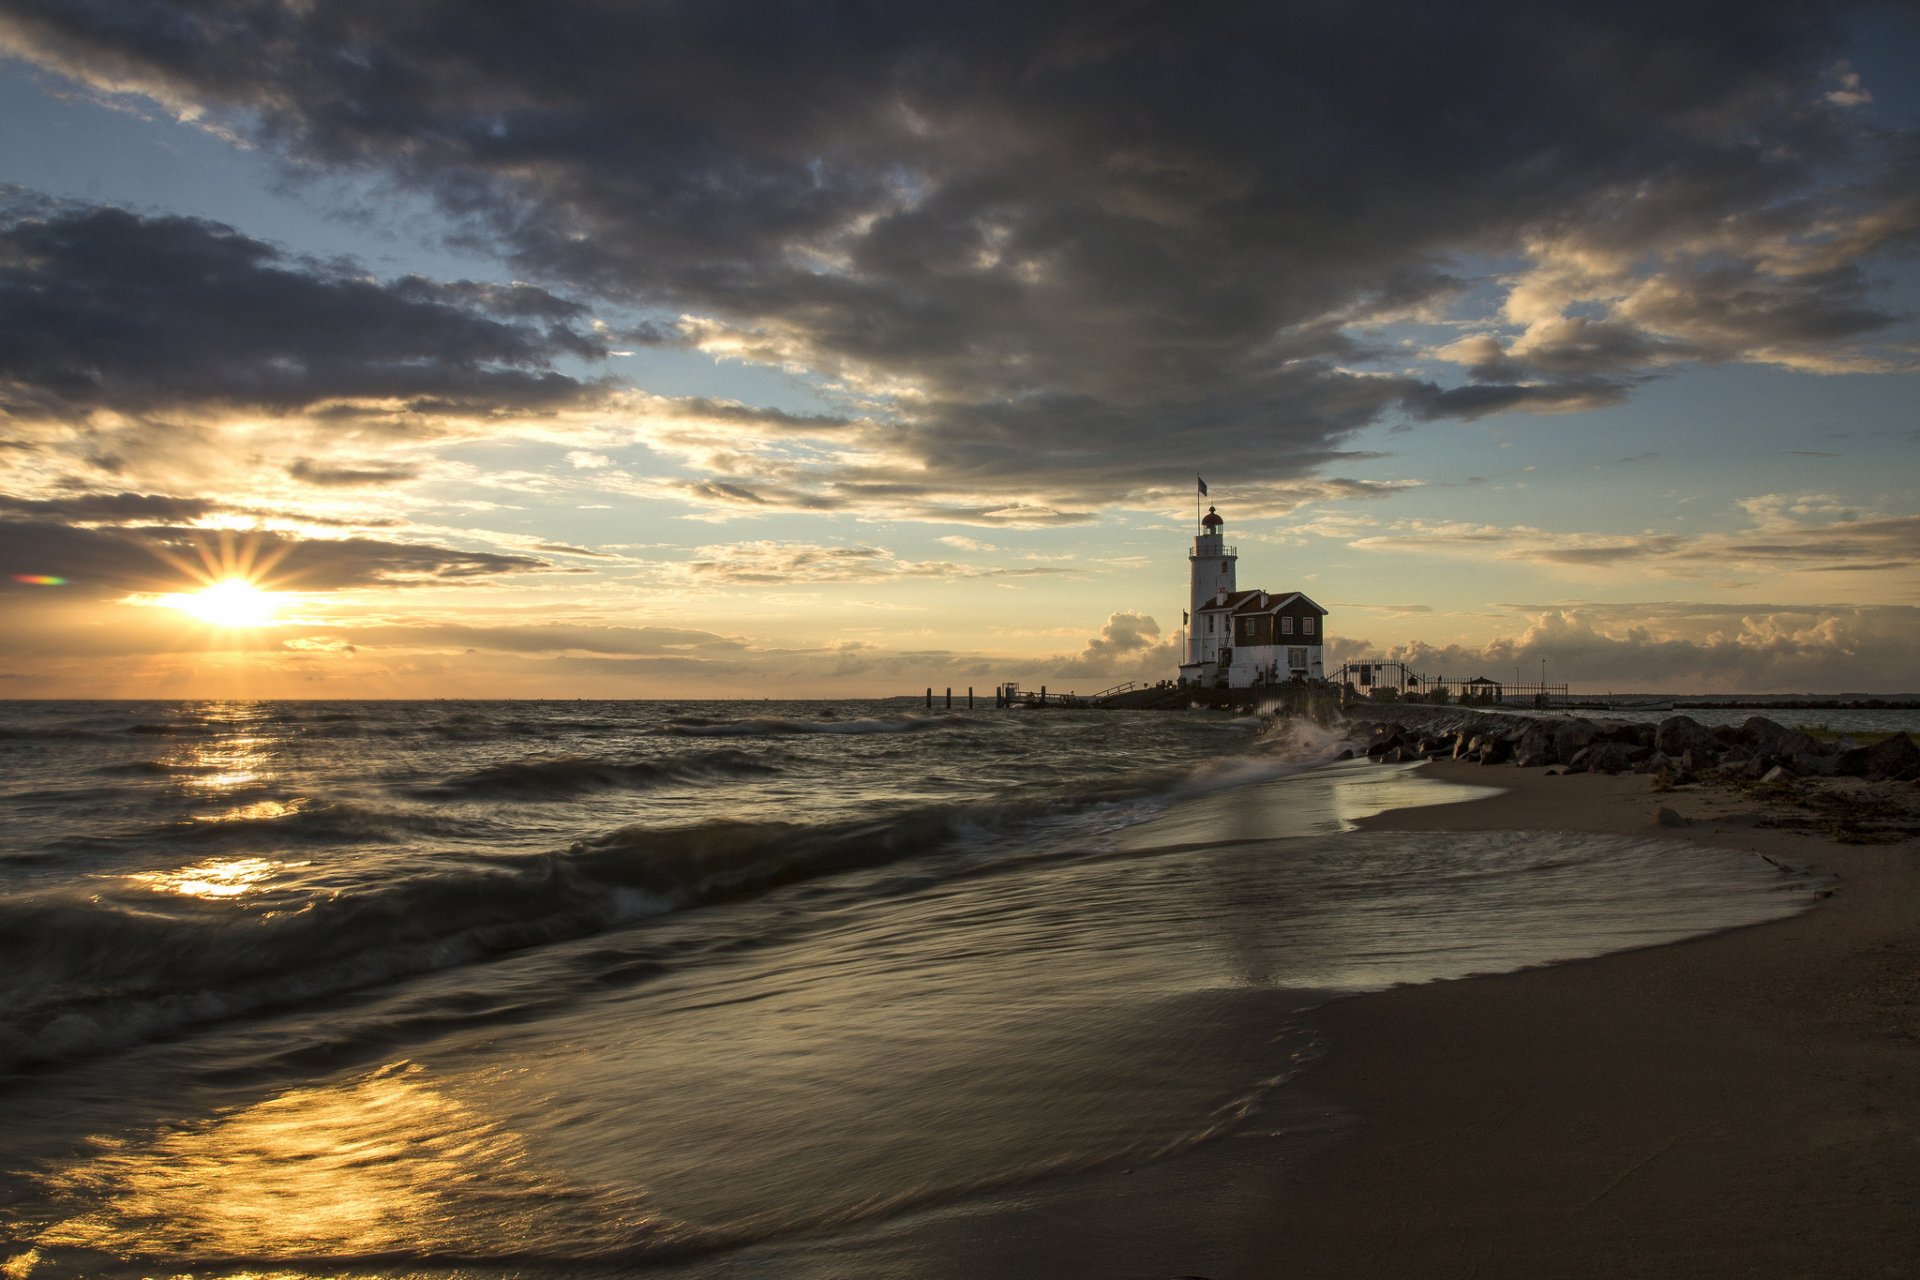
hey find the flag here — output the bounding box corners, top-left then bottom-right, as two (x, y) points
(1183, 610), (1189, 625)
(1197, 476), (1208, 496)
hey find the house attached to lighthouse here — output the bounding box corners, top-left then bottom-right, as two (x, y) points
(1177, 501), (1328, 688)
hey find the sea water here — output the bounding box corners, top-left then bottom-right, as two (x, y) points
(0, 699), (1818, 1278)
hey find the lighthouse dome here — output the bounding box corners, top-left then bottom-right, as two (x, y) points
(1200, 506), (1223, 529)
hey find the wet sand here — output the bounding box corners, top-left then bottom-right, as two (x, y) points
(1279, 761), (1920, 1278)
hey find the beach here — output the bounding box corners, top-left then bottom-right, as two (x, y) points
(1284, 761), (1920, 1278)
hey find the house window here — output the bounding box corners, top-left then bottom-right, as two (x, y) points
(1304, 616), (1315, 635)
(1281, 616), (1293, 635)
(1288, 647), (1308, 670)
(1206, 616), (1214, 633)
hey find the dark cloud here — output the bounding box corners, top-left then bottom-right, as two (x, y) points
(287, 459), (420, 486)
(1, 1), (1915, 505)
(0, 491), (221, 523)
(0, 201), (607, 421)
(0, 519), (557, 598)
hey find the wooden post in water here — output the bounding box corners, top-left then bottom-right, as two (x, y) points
(968, 687), (974, 708)
(945, 687), (952, 709)
(1040, 685), (1047, 706)
(926, 687), (932, 708)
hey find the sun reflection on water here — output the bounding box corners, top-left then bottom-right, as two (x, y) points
(17, 1063), (680, 1273)
(128, 856), (302, 901)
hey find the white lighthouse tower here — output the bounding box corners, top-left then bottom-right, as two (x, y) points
(1179, 504), (1237, 682)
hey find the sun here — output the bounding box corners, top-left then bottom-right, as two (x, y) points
(168, 578), (284, 628)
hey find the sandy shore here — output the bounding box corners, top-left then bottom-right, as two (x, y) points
(1274, 761), (1919, 1278)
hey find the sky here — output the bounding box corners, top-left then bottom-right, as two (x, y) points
(0, 0), (1916, 699)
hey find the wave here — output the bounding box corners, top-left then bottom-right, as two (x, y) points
(0, 779), (1153, 1076)
(416, 748), (779, 800)
(48, 799), (479, 853)
(662, 713), (967, 737)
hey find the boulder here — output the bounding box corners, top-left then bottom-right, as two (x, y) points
(1584, 741), (1651, 774)
(1553, 719), (1603, 762)
(1655, 715), (1722, 760)
(1366, 734), (1404, 760)
(1514, 723), (1558, 763)
(1653, 805), (1686, 827)
(1838, 732), (1920, 782)
(1741, 716), (1820, 762)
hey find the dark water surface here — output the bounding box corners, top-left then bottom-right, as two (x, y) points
(0, 700), (1817, 1278)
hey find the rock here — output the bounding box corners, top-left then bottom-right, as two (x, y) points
(1585, 741), (1651, 774)
(1653, 805), (1686, 827)
(1741, 716), (1819, 761)
(1366, 734), (1404, 760)
(1760, 764), (1794, 784)
(1514, 723), (1557, 763)
(1655, 715), (1722, 759)
(1515, 751), (1550, 768)
(1640, 751), (1676, 774)
(1334, 747), (1355, 760)
(1838, 732), (1920, 782)
(1477, 737), (1512, 765)
(1553, 719), (1602, 762)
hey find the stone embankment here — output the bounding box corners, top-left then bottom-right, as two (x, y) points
(1344, 704), (1920, 785)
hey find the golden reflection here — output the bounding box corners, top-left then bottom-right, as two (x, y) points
(194, 797), (308, 824)
(155, 724), (273, 795)
(22, 1062), (655, 1267)
(128, 856), (302, 900)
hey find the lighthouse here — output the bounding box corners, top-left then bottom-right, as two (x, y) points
(1181, 505), (1237, 678)
(1176, 494), (1330, 688)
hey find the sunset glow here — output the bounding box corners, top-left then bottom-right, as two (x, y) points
(163, 579), (284, 628)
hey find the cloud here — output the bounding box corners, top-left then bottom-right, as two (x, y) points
(684, 540), (1068, 585)
(0, 491), (222, 523)
(1333, 604), (1920, 694)
(0, 520), (559, 600)
(0, 200), (608, 424)
(1343, 501), (1920, 577)
(6, 1), (1913, 513)
(287, 459), (421, 487)
(1046, 610), (1177, 681)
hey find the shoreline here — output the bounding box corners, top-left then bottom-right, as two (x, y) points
(1270, 760), (1918, 1277)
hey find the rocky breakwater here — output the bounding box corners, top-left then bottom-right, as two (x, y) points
(1345, 704), (1920, 786)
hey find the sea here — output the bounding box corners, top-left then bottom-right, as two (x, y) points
(0, 698), (1831, 1279)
